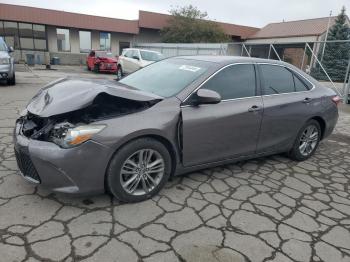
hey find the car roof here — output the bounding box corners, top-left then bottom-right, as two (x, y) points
(124, 48), (161, 54)
(174, 55), (289, 66)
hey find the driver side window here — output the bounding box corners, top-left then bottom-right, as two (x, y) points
(201, 64), (256, 100)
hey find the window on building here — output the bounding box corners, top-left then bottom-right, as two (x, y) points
(57, 28), (70, 52)
(3, 21), (19, 49)
(19, 23), (34, 49)
(201, 64), (256, 100)
(0, 21), (4, 37)
(260, 65), (295, 95)
(79, 31), (91, 53)
(33, 24), (46, 50)
(99, 32), (111, 51)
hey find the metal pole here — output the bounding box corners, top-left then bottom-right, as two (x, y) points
(344, 73), (350, 104)
(343, 58), (350, 104)
(300, 43), (307, 70)
(306, 43), (340, 95)
(343, 57), (350, 94)
(240, 44), (244, 56)
(321, 11), (332, 63)
(268, 44), (271, 59)
(271, 44), (281, 61)
(242, 44), (251, 57)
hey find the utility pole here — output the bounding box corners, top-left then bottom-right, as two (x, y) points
(320, 11), (332, 63)
(344, 58), (350, 104)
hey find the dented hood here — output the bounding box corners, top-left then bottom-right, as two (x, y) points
(27, 78), (163, 117)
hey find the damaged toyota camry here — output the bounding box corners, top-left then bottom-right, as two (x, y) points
(14, 56), (339, 202)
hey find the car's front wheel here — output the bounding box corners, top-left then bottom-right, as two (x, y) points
(107, 138), (171, 202)
(93, 64), (100, 73)
(289, 119), (321, 161)
(116, 66), (123, 80)
(7, 73), (16, 85)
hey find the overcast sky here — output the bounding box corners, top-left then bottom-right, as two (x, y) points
(1, 0), (349, 27)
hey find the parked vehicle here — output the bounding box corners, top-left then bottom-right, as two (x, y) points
(14, 56), (339, 202)
(86, 50), (118, 73)
(0, 37), (15, 85)
(117, 48), (163, 79)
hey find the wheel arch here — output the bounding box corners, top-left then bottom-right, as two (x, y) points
(103, 134), (178, 192)
(309, 116), (326, 140)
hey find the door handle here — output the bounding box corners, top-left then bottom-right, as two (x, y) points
(248, 105), (261, 112)
(303, 97), (312, 103)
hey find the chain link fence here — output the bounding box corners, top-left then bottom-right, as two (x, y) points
(135, 40), (350, 102)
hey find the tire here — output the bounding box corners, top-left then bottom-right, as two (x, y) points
(107, 138), (172, 202)
(7, 73), (15, 85)
(116, 66), (123, 80)
(93, 64), (100, 73)
(289, 119), (321, 161)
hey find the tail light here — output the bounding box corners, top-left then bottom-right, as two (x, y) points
(331, 96), (342, 106)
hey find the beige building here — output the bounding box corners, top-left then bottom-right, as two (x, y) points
(0, 3), (258, 64)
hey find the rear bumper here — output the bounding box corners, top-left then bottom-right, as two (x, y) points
(99, 63), (117, 73)
(13, 121), (111, 195)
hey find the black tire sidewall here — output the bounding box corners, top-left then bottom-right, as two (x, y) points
(7, 73), (15, 85)
(94, 64), (99, 73)
(290, 120), (321, 161)
(107, 138), (171, 202)
(117, 67), (122, 80)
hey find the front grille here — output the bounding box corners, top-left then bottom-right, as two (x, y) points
(15, 149), (41, 183)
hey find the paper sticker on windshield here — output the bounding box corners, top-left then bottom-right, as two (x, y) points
(179, 65), (201, 72)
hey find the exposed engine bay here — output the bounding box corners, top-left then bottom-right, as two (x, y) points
(19, 93), (159, 145)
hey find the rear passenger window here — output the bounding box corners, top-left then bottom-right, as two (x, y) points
(201, 64), (256, 100)
(293, 74), (310, 92)
(261, 65), (294, 95)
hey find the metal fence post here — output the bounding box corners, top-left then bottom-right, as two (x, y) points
(343, 57), (350, 103)
(271, 44), (281, 61)
(305, 43), (341, 96)
(300, 43), (307, 70)
(344, 60), (350, 104)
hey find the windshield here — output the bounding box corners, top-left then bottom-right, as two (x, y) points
(0, 37), (8, 52)
(140, 51), (163, 61)
(119, 58), (211, 97)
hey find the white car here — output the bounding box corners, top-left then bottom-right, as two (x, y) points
(117, 48), (163, 79)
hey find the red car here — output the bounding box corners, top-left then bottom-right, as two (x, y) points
(86, 50), (118, 73)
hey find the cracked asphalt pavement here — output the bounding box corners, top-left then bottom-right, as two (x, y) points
(1, 65), (350, 262)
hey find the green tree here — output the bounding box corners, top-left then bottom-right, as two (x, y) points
(161, 5), (229, 43)
(312, 6), (350, 82)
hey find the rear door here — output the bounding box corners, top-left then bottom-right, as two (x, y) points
(256, 64), (317, 153)
(181, 63), (263, 166)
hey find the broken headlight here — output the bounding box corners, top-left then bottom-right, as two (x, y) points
(50, 122), (106, 148)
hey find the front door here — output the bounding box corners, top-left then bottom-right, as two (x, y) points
(181, 64), (263, 167)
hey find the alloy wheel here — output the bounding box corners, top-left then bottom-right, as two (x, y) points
(120, 149), (165, 196)
(299, 125), (319, 156)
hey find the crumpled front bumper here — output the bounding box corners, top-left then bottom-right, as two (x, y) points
(13, 121), (111, 195)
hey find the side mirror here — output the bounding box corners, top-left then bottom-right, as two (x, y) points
(195, 89), (221, 105)
(132, 55), (140, 60)
(8, 46), (14, 53)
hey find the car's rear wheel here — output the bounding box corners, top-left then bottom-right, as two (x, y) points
(116, 66), (123, 80)
(107, 138), (171, 202)
(289, 119), (321, 161)
(93, 64), (100, 73)
(7, 73), (15, 85)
